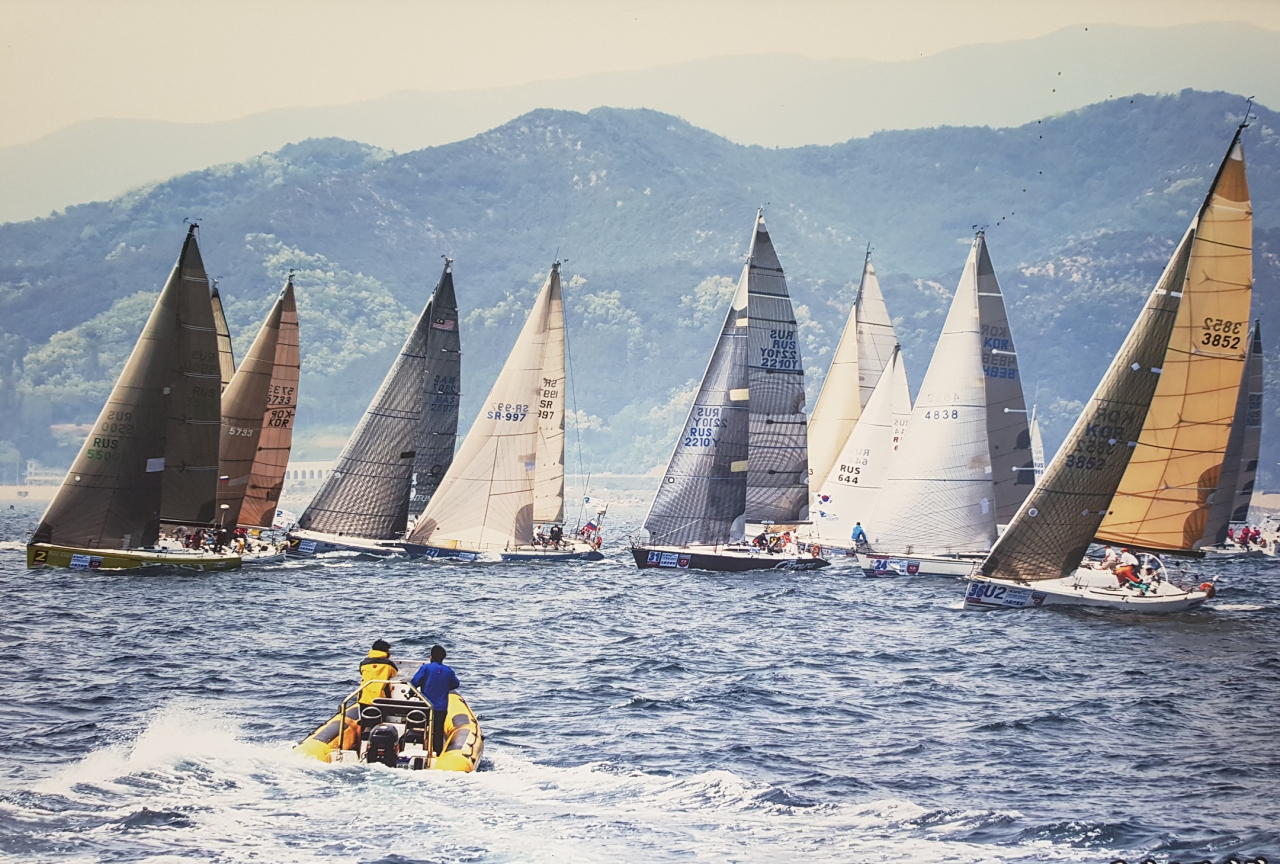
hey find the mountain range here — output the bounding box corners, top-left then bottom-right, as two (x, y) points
(1, 89), (1277, 490)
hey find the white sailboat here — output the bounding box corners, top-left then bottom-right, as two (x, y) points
(403, 262), (602, 562)
(632, 210), (827, 572)
(857, 232), (1032, 577)
(964, 125), (1251, 612)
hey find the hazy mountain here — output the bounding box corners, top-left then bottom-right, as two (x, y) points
(3, 22), (1279, 223)
(2, 90), (1278, 492)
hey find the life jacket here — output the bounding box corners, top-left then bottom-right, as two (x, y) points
(358, 650), (398, 703)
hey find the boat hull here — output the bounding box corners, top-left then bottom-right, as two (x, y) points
(27, 543), (241, 572)
(296, 691), (482, 772)
(962, 570), (1212, 613)
(631, 545), (829, 573)
(500, 545), (604, 562)
(285, 531), (404, 558)
(857, 552), (978, 578)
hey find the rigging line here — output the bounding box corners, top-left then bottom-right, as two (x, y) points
(563, 277), (588, 530)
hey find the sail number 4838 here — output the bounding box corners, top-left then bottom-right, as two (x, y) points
(488, 403), (528, 422)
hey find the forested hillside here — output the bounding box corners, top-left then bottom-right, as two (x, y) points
(2, 90), (1278, 484)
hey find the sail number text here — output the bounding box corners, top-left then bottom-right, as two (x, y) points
(1201, 318), (1245, 349)
(488, 402), (528, 422)
(923, 409), (959, 420)
(759, 330), (799, 370)
(682, 405), (726, 447)
(267, 385), (295, 406)
(266, 409), (292, 428)
(227, 426), (256, 437)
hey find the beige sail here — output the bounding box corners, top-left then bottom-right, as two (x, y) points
(408, 269), (555, 551)
(240, 279), (299, 528)
(855, 257), (899, 411)
(210, 282), (236, 392)
(1096, 134), (1252, 552)
(533, 264), (566, 524)
(1029, 406), (1046, 486)
(807, 258), (864, 489)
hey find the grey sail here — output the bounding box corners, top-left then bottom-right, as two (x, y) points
(1203, 320), (1263, 542)
(32, 226), (212, 549)
(643, 274), (750, 546)
(158, 229), (222, 527)
(974, 234), (1034, 523)
(408, 262), (462, 521)
(980, 228), (1193, 582)
(298, 262), (453, 539)
(743, 211), (809, 523)
(210, 282), (237, 392)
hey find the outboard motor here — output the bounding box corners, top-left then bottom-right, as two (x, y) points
(365, 723), (400, 767)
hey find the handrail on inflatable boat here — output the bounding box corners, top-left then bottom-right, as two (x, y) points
(333, 678), (440, 759)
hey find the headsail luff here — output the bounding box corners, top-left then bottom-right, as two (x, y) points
(869, 238), (995, 555)
(1028, 406), (1046, 486)
(813, 345), (911, 542)
(239, 277), (300, 528)
(408, 268), (555, 551)
(407, 262), (461, 522)
(807, 253), (865, 491)
(643, 275), (750, 547)
(743, 211), (810, 524)
(533, 263), (566, 524)
(216, 282), (287, 526)
(974, 234), (1034, 523)
(158, 228), (222, 526)
(32, 226), (206, 550)
(855, 256), (900, 412)
(1201, 320), (1263, 542)
(980, 229), (1192, 581)
(1096, 131), (1252, 552)
(298, 274), (441, 540)
(210, 282), (237, 392)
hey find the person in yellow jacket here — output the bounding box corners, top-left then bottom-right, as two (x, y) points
(358, 639), (399, 704)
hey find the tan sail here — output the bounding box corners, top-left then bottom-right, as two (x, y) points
(408, 268), (555, 551)
(533, 263), (566, 524)
(1097, 133), (1252, 552)
(808, 263), (866, 491)
(210, 282), (237, 392)
(216, 280), (289, 526)
(239, 278), (299, 528)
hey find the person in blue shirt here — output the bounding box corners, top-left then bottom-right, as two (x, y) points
(851, 522), (868, 547)
(410, 644), (460, 755)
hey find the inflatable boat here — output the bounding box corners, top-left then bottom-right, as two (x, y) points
(295, 679), (482, 772)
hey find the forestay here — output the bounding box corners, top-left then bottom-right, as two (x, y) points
(743, 212), (809, 524)
(533, 264), (566, 524)
(409, 266), (556, 551)
(408, 264), (461, 522)
(980, 230), (1192, 581)
(870, 237), (994, 555)
(643, 274), (750, 547)
(1097, 132), (1252, 552)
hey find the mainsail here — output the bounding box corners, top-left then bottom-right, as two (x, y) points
(974, 234), (1034, 523)
(407, 262), (461, 522)
(643, 275), (750, 547)
(1201, 320), (1263, 542)
(239, 277), (300, 528)
(158, 229), (222, 527)
(980, 229), (1192, 581)
(533, 263), (566, 524)
(743, 211), (809, 524)
(299, 261), (455, 540)
(1028, 406), (1046, 486)
(869, 236), (996, 555)
(813, 346), (911, 542)
(1096, 131), (1252, 553)
(210, 282), (237, 392)
(32, 226), (217, 549)
(216, 279), (290, 526)
(408, 266), (558, 551)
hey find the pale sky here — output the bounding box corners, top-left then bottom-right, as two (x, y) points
(2, 0), (1279, 148)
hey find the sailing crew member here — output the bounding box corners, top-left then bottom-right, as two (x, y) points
(358, 639), (399, 705)
(1095, 546), (1119, 571)
(549, 524), (563, 548)
(1115, 548), (1141, 588)
(410, 645), (460, 756)
(851, 523), (868, 547)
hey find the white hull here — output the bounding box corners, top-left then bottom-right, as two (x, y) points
(1200, 544), (1265, 559)
(286, 530), (404, 557)
(857, 551), (979, 577)
(242, 550), (287, 565)
(963, 569), (1212, 613)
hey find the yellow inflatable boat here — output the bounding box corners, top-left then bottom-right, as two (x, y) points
(295, 679), (483, 772)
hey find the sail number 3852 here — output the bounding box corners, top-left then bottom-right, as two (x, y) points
(1202, 318), (1245, 349)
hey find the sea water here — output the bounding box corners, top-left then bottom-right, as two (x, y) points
(0, 501), (1276, 863)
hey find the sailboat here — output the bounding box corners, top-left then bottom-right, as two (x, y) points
(631, 210), (828, 572)
(857, 232), (1033, 577)
(27, 225), (240, 571)
(1200, 321), (1265, 557)
(288, 260), (460, 557)
(808, 250), (912, 555)
(214, 275), (300, 562)
(964, 125), (1250, 611)
(402, 261), (602, 562)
